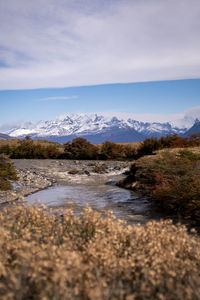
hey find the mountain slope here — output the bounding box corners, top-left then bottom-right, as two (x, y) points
(0, 112), (198, 143)
(0, 133), (12, 140)
(184, 119), (200, 136)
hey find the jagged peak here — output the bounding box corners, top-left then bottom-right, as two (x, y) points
(0, 111), (198, 142)
(194, 118), (200, 124)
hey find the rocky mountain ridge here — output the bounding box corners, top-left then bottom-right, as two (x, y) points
(0, 133), (13, 140)
(1, 113), (199, 143)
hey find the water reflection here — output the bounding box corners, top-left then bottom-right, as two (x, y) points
(25, 177), (154, 224)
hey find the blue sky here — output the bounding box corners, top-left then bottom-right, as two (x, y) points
(0, 0), (200, 125)
(0, 79), (200, 125)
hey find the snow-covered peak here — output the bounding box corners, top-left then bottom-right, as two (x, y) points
(0, 110), (199, 141)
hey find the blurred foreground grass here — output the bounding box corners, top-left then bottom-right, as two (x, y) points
(0, 202), (200, 300)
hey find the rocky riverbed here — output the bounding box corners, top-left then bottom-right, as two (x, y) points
(0, 159), (130, 204)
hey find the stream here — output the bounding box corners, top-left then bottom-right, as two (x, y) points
(25, 172), (160, 225)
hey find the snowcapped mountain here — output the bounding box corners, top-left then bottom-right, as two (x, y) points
(0, 133), (13, 140)
(0, 112), (199, 143)
(184, 119), (200, 136)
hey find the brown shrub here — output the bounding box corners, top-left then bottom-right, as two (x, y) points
(64, 138), (99, 160)
(0, 203), (200, 299)
(136, 134), (200, 159)
(120, 149), (200, 224)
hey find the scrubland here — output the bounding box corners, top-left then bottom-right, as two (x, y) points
(1, 134), (199, 160)
(0, 202), (200, 300)
(0, 135), (200, 299)
(118, 148), (200, 224)
(0, 137), (139, 160)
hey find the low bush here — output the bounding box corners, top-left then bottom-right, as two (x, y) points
(151, 151), (200, 221)
(137, 138), (161, 156)
(121, 150), (200, 224)
(99, 141), (138, 160)
(0, 154), (18, 190)
(0, 203), (200, 299)
(64, 137), (99, 160)
(100, 141), (124, 160)
(137, 134), (200, 158)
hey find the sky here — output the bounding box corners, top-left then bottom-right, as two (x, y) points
(0, 0), (200, 125)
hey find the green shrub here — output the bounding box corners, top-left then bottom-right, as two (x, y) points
(0, 154), (18, 190)
(100, 141), (124, 160)
(137, 138), (161, 156)
(64, 137), (99, 160)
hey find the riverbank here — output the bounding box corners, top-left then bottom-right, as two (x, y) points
(117, 147), (200, 225)
(0, 159), (130, 204)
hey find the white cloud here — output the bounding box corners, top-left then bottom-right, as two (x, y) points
(55, 106), (200, 128)
(39, 96), (78, 101)
(0, 0), (200, 90)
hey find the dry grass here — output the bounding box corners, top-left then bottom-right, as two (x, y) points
(0, 139), (64, 151)
(157, 146), (200, 155)
(95, 142), (142, 149)
(0, 202), (200, 299)
(116, 142), (142, 148)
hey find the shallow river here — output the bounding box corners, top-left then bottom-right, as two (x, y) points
(25, 172), (160, 225)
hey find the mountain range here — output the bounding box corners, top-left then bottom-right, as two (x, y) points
(0, 112), (200, 143)
(0, 133), (13, 140)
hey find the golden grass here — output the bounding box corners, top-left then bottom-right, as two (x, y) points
(95, 141), (142, 149)
(0, 139), (64, 150)
(116, 141), (142, 148)
(156, 146), (200, 154)
(0, 202), (200, 299)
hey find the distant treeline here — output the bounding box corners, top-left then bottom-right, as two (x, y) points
(0, 136), (137, 160)
(0, 134), (200, 160)
(0, 136), (60, 159)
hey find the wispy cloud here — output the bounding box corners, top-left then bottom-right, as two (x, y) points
(39, 96), (78, 101)
(0, 0), (200, 90)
